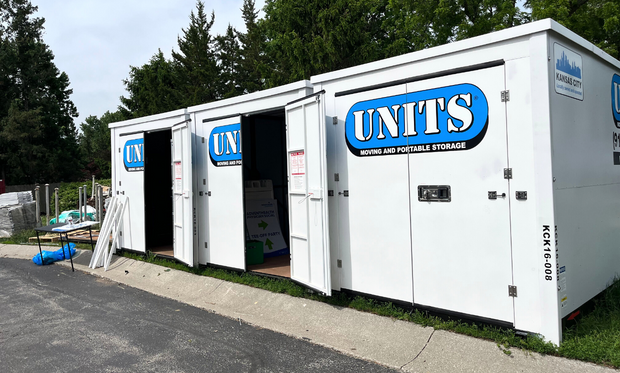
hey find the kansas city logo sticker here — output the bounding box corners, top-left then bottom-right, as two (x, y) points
(613, 74), (620, 128)
(124, 138), (144, 171)
(209, 123), (242, 167)
(345, 84), (488, 157)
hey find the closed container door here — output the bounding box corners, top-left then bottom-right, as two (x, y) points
(408, 65), (514, 323)
(117, 132), (145, 252)
(335, 83), (413, 303)
(171, 120), (194, 266)
(201, 115), (245, 270)
(285, 93), (331, 295)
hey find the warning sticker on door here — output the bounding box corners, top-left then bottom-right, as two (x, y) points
(174, 161), (182, 191)
(290, 151), (305, 175)
(290, 151), (305, 191)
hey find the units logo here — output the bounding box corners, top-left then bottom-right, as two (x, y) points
(209, 123), (242, 167)
(613, 74), (620, 128)
(554, 43), (583, 100)
(123, 138), (144, 171)
(345, 83), (489, 157)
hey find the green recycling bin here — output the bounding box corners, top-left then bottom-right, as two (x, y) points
(246, 240), (264, 265)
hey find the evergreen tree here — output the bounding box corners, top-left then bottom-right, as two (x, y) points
(119, 50), (182, 118)
(237, 0), (266, 94)
(215, 25), (242, 98)
(78, 110), (125, 179)
(172, 1), (219, 106)
(0, 0), (80, 184)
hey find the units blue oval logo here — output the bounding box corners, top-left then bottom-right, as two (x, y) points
(345, 84), (489, 156)
(209, 123), (242, 167)
(612, 74), (620, 128)
(124, 138), (144, 171)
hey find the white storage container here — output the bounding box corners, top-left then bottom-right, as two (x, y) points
(110, 19), (620, 345)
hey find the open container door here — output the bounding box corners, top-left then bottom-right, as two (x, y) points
(117, 131), (145, 252)
(285, 92), (331, 295)
(171, 119), (194, 266)
(203, 115), (245, 271)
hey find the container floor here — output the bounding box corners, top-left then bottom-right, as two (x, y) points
(248, 255), (290, 278)
(150, 245), (174, 258)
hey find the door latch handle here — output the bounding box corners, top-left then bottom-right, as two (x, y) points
(488, 191), (506, 200)
(298, 192), (313, 204)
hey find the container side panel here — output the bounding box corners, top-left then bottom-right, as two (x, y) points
(194, 114), (210, 265)
(171, 120), (194, 266)
(506, 33), (560, 345)
(322, 83), (342, 290)
(408, 65), (514, 323)
(548, 34), (620, 319)
(334, 84), (413, 303)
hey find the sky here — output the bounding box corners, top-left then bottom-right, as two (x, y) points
(34, 0), (266, 127)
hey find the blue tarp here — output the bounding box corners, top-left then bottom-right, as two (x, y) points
(32, 243), (76, 266)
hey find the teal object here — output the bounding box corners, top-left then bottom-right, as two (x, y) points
(49, 211), (94, 224)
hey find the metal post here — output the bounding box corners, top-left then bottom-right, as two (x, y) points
(45, 184), (49, 225)
(97, 184), (101, 223)
(94, 183), (98, 222)
(55, 188), (59, 224)
(35, 186), (41, 227)
(91, 175), (95, 198)
(78, 187), (82, 223)
(83, 184), (88, 221)
(98, 185), (103, 223)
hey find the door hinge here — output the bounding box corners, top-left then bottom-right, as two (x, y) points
(504, 168), (512, 179)
(332, 116), (338, 125)
(501, 90), (510, 102)
(337, 259), (342, 268)
(202, 137), (205, 143)
(205, 242), (208, 248)
(203, 179), (206, 185)
(118, 148), (121, 153)
(339, 190), (349, 197)
(328, 190), (334, 196)
(516, 191), (528, 200)
(207, 191), (212, 196)
(508, 285), (517, 297)
(334, 173), (339, 182)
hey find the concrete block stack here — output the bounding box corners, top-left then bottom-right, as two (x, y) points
(0, 192), (37, 237)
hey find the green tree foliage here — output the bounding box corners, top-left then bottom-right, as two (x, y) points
(530, 0), (620, 59)
(383, 0), (530, 56)
(78, 110), (125, 179)
(119, 49), (182, 118)
(237, 0), (267, 94)
(216, 24), (243, 98)
(260, 0), (389, 86)
(172, 1), (219, 106)
(0, 0), (80, 184)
